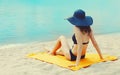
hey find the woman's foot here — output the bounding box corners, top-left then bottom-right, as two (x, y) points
(44, 47), (56, 55)
(56, 49), (64, 56)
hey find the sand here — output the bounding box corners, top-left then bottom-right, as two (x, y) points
(0, 33), (120, 75)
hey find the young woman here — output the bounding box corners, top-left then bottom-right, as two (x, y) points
(46, 9), (103, 67)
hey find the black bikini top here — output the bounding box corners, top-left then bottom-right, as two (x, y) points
(72, 34), (89, 45)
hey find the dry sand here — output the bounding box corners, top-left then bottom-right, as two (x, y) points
(0, 33), (120, 75)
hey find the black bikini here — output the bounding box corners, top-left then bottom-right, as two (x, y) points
(72, 34), (89, 45)
(70, 34), (89, 61)
(70, 49), (85, 61)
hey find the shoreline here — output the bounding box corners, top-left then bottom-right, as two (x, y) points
(0, 32), (120, 47)
(0, 33), (120, 75)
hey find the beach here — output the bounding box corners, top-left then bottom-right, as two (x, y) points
(0, 33), (120, 75)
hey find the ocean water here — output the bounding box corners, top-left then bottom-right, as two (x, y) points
(0, 5), (72, 44)
(0, 0), (120, 45)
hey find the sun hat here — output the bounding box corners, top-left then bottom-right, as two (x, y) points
(67, 9), (93, 26)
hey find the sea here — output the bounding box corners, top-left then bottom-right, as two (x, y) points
(0, 1), (120, 45)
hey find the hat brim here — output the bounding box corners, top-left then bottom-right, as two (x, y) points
(67, 16), (93, 26)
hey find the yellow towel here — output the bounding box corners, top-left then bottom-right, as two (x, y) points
(27, 52), (117, 71)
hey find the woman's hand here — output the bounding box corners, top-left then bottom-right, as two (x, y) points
(100, 58), (107, 62)
(68, 64), (77, 68)
(100, 55), (104, 60)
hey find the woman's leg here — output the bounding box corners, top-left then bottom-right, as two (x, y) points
(57, 35), (71, 60)
(50, 39), (61, 55)
(55, 48), (64, 55)
(50, 35), (71, 60)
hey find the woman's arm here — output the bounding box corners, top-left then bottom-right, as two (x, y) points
(89, 30), (103, 59)
(69, 26), (83, 67)
(73, 26), (83, 66)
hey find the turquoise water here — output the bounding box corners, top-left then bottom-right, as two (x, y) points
(0, 0), (120, 45)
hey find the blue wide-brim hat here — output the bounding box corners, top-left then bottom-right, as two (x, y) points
(67, 9), (93, 26)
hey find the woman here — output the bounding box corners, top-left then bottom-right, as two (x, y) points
(46, 9), (103, 67)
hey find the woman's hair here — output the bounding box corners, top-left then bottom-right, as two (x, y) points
(77, 26), (91, 35)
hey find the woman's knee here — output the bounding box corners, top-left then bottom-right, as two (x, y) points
(59, 35), (66, 40)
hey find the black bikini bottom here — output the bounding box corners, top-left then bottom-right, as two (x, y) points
(70, 49), (85, 61)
